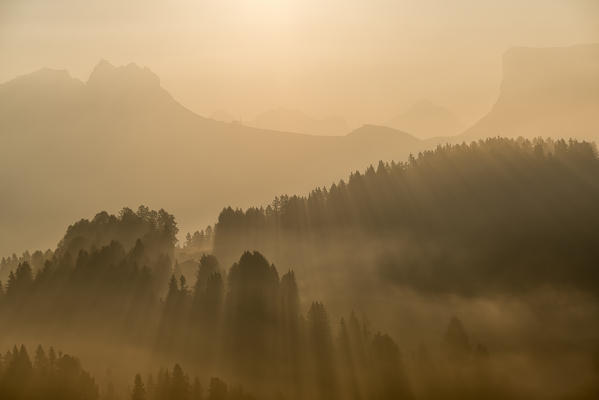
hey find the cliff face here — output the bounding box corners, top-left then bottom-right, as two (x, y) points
(461, 44), (599, 141)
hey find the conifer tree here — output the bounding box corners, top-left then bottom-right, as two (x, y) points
(171, 364), (190, 400)
(208, 378), (227, 400)
(132, 374), (146, 400)
(191, 377), (203, 400)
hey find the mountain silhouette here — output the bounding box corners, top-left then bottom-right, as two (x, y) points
(210, 110), (239, 124)
(346, 124), (419, 143)
(250, 108), (348, 136)
(387, 100), (464, 138)
(0, 61), (432, 255)
(461, 44), (599, 141)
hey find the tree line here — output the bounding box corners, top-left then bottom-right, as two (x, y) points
(129, 364), (254, 400)
(0, 202), (417, 400)
(0, 345), (260, 400)
(210, 137), (599, 296)
(0, 248), (419, 399)
(0, 206), (177, 347)
(154, 251), (414, 399)
(0, 344), (97, 400)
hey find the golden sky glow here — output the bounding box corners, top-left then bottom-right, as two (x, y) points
(2, 0), (598, 126)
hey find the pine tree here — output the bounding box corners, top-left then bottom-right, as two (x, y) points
(171, 364), (190, 400)
(370, 333), (412, 399)
(132, 374), (146, 400)
(6, 271), (16, 297)
(155, 368), (171, 400)
(225, 251), (281, 384)
(444, 316), (471, 362)
(208, 378), (227, 400)
(33, 345), (49, 372)
(307, 302), (338, 400)
(191, 377), (203, 400)
(48, 347), (57, 367)
(166, 275), (179, 303)
(280, 270), (301, 395)
(337, 318), (360, 400)
(145, 374), (155, 400)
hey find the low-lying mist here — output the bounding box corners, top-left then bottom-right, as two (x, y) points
(1, 138), (598, 399)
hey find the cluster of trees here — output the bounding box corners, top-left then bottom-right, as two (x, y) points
(0, 206), (177, 344)
(155, 251), (413, 400)
(176, 228), (215, 268)
(212, 138), (599, 296)
(0, 249), (53, 282)
(0, 345), (260, 400)
(0, 246), (417, 399)
(0, 345), (98, 399)
(57, 205), (178, 263)
(0, 211), (415, 400)
(130, 365), (254, 400)
(183, 228), (214, 251)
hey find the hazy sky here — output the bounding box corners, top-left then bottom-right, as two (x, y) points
(1, 0), (598, 127)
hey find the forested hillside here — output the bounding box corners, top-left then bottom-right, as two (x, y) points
(1, 139), (598, 399)
(212, 137), (599, 297)
(0, 207), (421, 399)
(0, 345), (98, 400)
(0, 345), (260, 400)
(4, 1), (598, 398)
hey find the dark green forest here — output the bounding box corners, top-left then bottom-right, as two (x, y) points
(1, 138), (598, 399)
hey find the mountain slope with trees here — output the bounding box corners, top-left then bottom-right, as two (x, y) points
(211, 137), (599, 297)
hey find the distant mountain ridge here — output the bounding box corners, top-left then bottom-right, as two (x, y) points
(0, 60), (432, 256)
(346, 124), (419, 143)
(3, 43), (597, 255)
(0, 60), (199, 137)
(250, 108), (348, 136)
(387, 100), (464, 139)
(461, 43), (599, 141)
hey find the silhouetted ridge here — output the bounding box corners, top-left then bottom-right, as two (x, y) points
(387, 100), (464, 138)
(347, 124), (417, 141)
(461, 43), (599, 140)
(4, 68), (77, 88)
(251, 108), (348, 135)
(87, 60), (161, 90)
